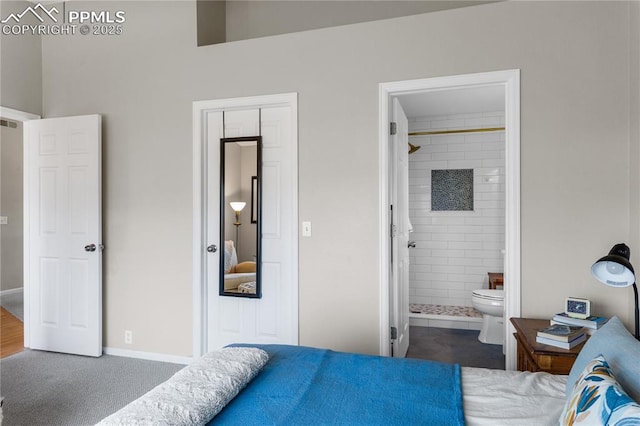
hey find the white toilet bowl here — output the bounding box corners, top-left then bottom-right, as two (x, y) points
(472, 289), (505, 345)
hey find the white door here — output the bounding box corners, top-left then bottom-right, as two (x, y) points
(205, 103), (298, 350)
(390, 99), (410, 358)
(24, 115), (102, 357)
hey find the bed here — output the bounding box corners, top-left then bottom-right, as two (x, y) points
(98, 316), (640, 426)
(223, 240), (256, 294)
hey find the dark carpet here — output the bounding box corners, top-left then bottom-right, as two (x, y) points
(406, 326), (505, 369)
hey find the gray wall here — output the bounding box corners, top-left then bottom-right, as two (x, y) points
(630, 0), (640, 320)
(0, 1), (42, 115)
(223, 1), (495, 43)
(0, 121), (23, 291)
(34, 1), (640, 357)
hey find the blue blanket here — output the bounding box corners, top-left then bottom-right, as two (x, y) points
(210, 344), (464, 425)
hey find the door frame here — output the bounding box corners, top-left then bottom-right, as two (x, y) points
(1, 106), (41, 348)
(378, 70), (521, 369)
(192, 93), (299, 358)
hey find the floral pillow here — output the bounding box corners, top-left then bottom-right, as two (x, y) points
(561, 354), (640, 425)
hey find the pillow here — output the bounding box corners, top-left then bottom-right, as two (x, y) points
(560, 354), (640, 425)
(566, 316), (640, 402)
(224, 240), (238, 273)
(234, 261), (256, 273)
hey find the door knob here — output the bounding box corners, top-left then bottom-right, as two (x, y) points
(84, 244), (96, 252)
(207, 244), (218, 253)
(408, 241), (416, 248)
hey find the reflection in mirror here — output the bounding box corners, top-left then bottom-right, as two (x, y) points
(220, 136), (261, 298)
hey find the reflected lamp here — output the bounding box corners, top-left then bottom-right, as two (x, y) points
(591, 243), (639, 340)
(230, 202), (246, 226)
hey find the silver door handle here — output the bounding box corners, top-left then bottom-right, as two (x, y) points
(408, 241), (416, 248)
(207, 244), (218, 253)
(84, 244), (96, 252)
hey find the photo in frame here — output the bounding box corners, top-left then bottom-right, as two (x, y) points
(251, 176), (258, 224)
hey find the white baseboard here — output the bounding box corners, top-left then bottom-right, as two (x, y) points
(0, 287), (23, 296)
(103, 347), (192, 365)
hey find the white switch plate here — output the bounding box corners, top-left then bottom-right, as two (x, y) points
(302, 221), (312, 237)
(0, 216), (7, 225)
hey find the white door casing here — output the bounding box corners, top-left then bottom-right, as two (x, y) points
(379, 70), (520, 368)
(390, 99), (410, 358)
(193, 93), (298, 356)
(24, 114), (102, 357)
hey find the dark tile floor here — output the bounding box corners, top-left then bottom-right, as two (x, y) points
(406, 326), (505, 369)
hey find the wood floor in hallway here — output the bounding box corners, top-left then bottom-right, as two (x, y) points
(1, 307), (24, 359)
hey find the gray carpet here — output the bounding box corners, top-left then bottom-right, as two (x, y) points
(0, 290), (23, 321)
(0, 349), (185, 425)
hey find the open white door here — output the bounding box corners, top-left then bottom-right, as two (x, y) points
(24, 115), (102, 357)
(390, 98), (410, 358)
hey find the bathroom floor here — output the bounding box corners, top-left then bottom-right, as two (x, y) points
(406, 326), (505, 369)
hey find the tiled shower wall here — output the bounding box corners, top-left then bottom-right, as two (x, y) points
(408, 111), (505, 308)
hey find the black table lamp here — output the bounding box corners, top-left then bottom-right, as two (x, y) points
(591, 243), (639, 340)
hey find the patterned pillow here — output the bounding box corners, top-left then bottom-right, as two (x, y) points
(561, 354), (640, 425)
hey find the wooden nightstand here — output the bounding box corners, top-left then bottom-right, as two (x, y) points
(510, 317), (587, 375)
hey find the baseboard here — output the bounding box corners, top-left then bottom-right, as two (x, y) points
(0, 287), (23, 296)
(103, 347), (192, 365)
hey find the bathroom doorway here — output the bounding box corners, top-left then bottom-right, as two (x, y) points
(399, 86), (506, 368)
(380, 70), (521, 370)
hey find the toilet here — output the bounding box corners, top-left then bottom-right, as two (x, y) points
(472, 289), (505, 345)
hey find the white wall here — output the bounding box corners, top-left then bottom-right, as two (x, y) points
(29, 1), (640, 357)
(408, 112), (504, 308)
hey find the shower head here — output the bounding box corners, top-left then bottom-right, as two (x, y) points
(408, 143), (421, 154)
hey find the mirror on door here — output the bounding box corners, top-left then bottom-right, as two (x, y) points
(220, 136), (262, 298)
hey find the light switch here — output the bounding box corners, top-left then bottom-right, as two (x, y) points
(0, 216), (7, 225)
(302, 221), (312, 237)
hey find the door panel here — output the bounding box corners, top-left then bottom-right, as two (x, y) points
(24, 114), (102, 357)
(391, 99), (410, 358)
(206, 105), (297, 350)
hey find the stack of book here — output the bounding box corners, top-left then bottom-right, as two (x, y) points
(551, 312), (609, 333)
(536, 323), (587, 349)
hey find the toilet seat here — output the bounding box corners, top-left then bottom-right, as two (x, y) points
(472, 289), (504, 301)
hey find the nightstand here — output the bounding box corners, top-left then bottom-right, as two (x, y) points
(510, 317), (587, 375)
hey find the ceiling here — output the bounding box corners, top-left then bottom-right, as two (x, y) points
(397, 85), (505, 119)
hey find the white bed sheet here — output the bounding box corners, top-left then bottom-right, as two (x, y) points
(462, 367), (567, 426)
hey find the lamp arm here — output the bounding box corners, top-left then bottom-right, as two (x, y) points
(634, 283), (639, 341)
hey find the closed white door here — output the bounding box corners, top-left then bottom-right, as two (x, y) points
(206, 103), (298, 350)
(24, 115), (102, 357)
(390, 99), (410, 358)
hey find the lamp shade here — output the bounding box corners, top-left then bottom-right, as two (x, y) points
(591, 243), (636, 288)
(230, 202), (246, 212)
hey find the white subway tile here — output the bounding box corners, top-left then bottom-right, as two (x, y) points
(430, 216), (466, 225)
(431, 233), (465, 241)
(445, 160), (478, 169)
(432, 265), (465, 274)
(448, 241), (483, 250)
(482, 159), (504, 167)
(416, 288), (449, 298)
(433, 152), (466, 161)
(450, 257), (483, 266)
(465, 216), (504, 226)
(448, 142), (483, 152)
(447, 225), (482, 234)
(410, 296), (432, 305)
(465, 150), (503, 160)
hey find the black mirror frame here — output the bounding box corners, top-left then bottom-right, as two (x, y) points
(219, 136), (262, 298)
